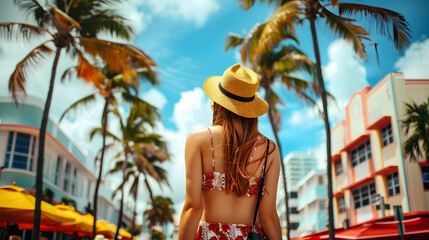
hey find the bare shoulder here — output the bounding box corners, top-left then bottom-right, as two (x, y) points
(266, 138), (281, 166)
(186, 128), (210, 148)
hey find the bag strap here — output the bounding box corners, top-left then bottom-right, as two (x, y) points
(252, 138), (270, 226)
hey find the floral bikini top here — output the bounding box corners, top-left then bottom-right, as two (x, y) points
(202, 128), (266, 197)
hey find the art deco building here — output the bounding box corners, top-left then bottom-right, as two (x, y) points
(330, 72), (429, 227)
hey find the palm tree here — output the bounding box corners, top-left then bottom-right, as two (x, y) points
(144, 196), (175, 240)
(1, 0), (154, 237)
(108, 142), (169, 240)
(91, 103), (166, 240)
(401, 98), (429, 161)
(239, 1), (411, 238)
(226, 22), (321, 239)
(60, 67), (158, 236)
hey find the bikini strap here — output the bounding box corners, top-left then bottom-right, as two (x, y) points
(252, 138), (270, 227)
(208, 128), (215, 171)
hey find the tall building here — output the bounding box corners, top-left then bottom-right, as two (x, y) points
(296, 169), (327, 236)
(330, 72), (429, 228)
(0, 95), (131, 227)
(277, 151), (318, 239)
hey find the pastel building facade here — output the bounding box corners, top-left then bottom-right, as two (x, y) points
(0, 96), (131, 226)
(330, 73), (429, 228)
(297, 169), (327, 236)
(277, 152), (318, 238)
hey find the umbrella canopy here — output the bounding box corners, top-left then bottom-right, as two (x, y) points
(97, 220), (116, 238)
(0, 185), (74, 226)
(53, 204), (93, 234)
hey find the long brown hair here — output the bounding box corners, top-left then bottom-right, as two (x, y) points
(212, 102), (261, 197)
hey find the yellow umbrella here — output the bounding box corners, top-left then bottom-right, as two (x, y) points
(0, 185), (74, 227)
(97, 220), (116, 238)
(53, 204), (93, 233)
(118, 228), (132, 239)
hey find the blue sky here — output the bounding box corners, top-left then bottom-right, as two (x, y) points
(1, 0), (429, 227)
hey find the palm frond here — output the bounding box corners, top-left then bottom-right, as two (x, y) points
(59, 94), (96, 122)
(89, 127), (120, 141)
(257, 1), (303, 55)
(75, 50), (107, 90)
(77, 37), (156, 77)
(80, 13), (134, 40)
(225, 33), (244, 52)
(136, 67), (159, 86)
(135, 152), (161, 182)
(51, 7), (81, 32)
(321, 7), (370, 59)
(60, 66), (77, 83)
(0, 22), (51, 41)
(401, 99), (429, 161)
(338, 3), (411, 50)
(130, 175), (139, 200)
(14, 0), (49, 26)
(239, 0), (256, 10)
(274, 45), (315, 75)
(9, 42), (54, 102)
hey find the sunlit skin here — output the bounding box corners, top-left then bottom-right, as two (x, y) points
(179, 123), (282, 239)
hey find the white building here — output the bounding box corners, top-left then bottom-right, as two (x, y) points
(297, 169), (327, 236)
(277, 151), (318, 239)
(0, 95), (131, 228)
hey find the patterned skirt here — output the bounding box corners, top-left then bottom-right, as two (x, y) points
(194, 221), (265, 240)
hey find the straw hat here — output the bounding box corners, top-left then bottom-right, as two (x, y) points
(204, 63), (268, 118)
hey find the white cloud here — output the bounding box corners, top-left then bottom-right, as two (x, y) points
(394, 38), (429, 78)
(114, 0), (153, 36)
(289, 106), (321, 127)
(141, 88), (168, 110)
(172, 87), (212, 134)
(324, 39), (368, 103)
(142, 0), (220, 27)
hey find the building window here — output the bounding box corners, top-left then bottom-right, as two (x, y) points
(387, 171), (400, 196)
(4, 132), (36, 171)
(338, 196), (345, 213)
(71, 168), (77, 195)
(290, 222), (299, 230)
(335, 160), (343, 175)
(289, 191), (298, 198)
(318, 175), (325, 184)
(55, 157), (62, 187)
(353, 181), (376, 209)
(63, 162), (70, 192)
(350, 140), (372, 167)
(290, 207), (299, 214)
(382, 124), (394, 146)
(421, 166), (429, 191)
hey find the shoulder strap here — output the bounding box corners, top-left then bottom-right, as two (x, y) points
(252, 138), (270, 226)
(208, 128), (215, 171)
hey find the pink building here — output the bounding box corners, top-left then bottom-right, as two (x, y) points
(330, 72), (429, 227)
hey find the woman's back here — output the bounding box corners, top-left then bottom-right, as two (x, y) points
(200, 126), (269, 225)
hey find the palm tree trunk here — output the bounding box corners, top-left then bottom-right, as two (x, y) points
(33, 47), (62, 240)
(131, 193), (138, 240)
(309, 17), (335, 240)
(93, 97), (110, 237)
(264, 83), (291, 240)
(114, 148), (129, 240)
